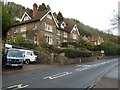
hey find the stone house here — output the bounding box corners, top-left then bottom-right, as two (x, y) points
(82, 35), (104, 45)
(7, 3), (80, 47)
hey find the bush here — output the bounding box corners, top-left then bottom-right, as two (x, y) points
(99, 42), (119, 56)
(36, 45), (50, 54)
(6, 35), (37, 49)
(61, 42), (78, 48)
(63, 49), (92, 58)
(48, 45), (63, 54)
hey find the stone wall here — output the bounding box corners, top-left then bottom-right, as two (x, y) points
(56, 53), (96, 65)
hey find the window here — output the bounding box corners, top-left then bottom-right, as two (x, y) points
(14, 29), (18, 33)
(34, 34), (38, 44)
(47, 14), (52, 19)
(27, 52), (33, 56)
(63, 32), (67, 38)
(22, 33), (26, 38)
(57, 30), (60, 36)
(45, 24), (53, 32)
(60, 24), (64, 29)
(34, 23), (38, 29)
(7, 32), (10, 36)
(21, 25), (26, 32)
(57, 38), (61, 45)
(73, 34), (77, 39)
(45, 35), (53, 45)
(23, 16), (30, 21)
(60, 22), (66, 29)
(63, 40), (67, 42)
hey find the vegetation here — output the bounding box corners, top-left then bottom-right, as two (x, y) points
(5, 2), (32, 18)
(2, 2), (14, 39)
(63, 48), (92, 58)
(2, 1), (119, 60)
(6, 35), (37, 50)
(38, 3), (48, 12)
(57, 11), (64, 22)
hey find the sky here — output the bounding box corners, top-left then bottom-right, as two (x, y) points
(6, 0), (119, 35)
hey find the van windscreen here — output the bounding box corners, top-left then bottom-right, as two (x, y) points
(7, 50), (23, 57)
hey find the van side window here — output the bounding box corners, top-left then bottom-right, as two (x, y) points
(27, 52), (33, 56)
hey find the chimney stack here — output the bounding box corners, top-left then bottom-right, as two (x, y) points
(33, 3), (38, 17)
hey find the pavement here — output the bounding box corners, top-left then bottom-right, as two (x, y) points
(95, 65), (119, 88)
(2, 64), (58, 75)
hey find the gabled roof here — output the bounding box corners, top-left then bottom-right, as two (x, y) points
(21, 12), (32, 22)
(70, 24), (80, 35)
(11, 9), (59, 28)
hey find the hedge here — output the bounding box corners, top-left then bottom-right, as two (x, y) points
(63, 48), (92, 58)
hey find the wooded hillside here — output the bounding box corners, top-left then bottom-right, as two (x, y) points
(2, 1), (119, 44)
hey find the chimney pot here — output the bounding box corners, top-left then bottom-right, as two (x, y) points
(33, 3), (38, 17)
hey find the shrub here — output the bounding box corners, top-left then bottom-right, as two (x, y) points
(48, 45), (63, 54)
(63, 48), (92, 58)
(6, 35), (37, 50)
(36, 45), (50, 54)
(61, 42), (78, 48)
(99, 42), (119, 56)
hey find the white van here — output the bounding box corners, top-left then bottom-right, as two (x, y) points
(5, 49), (24, 68)
(19, 49), (37, 64)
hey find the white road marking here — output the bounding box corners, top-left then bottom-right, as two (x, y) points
(5, 84), (28, 90)
(76, 60), (113, 72)
(43, 72), (72, 80)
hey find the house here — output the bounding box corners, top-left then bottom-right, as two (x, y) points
(7, 3), (80, 47)
(82, 35), (104, 45)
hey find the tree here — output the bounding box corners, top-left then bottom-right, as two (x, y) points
(110, 10), (119, 30)
(38, 3), (47, 12)
(57, 11), (64, 22)
(2, 4), (14, 39)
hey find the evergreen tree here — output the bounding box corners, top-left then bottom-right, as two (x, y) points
(57, 11), (64, 22)
(38, 3), (47, 12)
(2, 4), (14, 39)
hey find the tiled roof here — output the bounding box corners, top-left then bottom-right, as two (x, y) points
(11, 9), (50, 27)
(58, 22), (75, 33)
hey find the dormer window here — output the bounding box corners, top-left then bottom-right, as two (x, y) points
(60, 24), (64, 29)
(60, 22), (66, 29)
(23, 16), (30, 21)
(47, 14), (52, 20)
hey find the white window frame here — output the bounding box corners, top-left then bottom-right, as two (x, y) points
(47, 14), (52, 20)
(45, 35), (53, 45)
(73, 34), (77, 39)
(22, 33), (26, 38)
(21, 25), (26, 32)
(23, 16), (30, 21)
(63, 40), (67, 42)
(14, 28), (18, 33)
(57, 30), (60, 36)
(45, 23), (53, 32)
(63, 32), (68, 38)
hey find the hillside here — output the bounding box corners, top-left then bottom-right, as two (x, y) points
(2, 1), (119, 44)
(65, 18), (118, 44)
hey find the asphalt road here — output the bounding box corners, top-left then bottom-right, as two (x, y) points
(2, 58), (119, 89)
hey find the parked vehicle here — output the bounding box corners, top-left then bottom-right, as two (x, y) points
(19, 49), (37, 64)
(5, 49), (24, 68)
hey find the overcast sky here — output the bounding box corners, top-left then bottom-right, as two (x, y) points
(6, 0), (119, 35)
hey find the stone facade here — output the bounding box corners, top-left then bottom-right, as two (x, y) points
(7, 3), (80, 47)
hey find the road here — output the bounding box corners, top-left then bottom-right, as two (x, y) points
(2, 58), (119, 89)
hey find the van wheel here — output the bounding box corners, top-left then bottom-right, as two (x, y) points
(25, 59), (30, 64)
